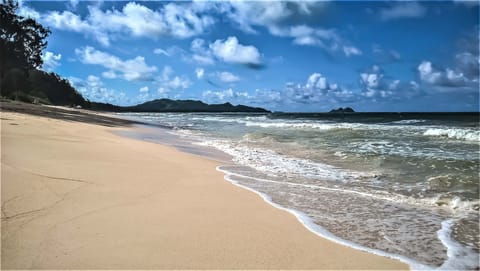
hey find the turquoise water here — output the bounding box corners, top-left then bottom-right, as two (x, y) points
(119, 112), (479, 270)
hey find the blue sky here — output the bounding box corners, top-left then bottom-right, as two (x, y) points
(18, 0), (480, 112)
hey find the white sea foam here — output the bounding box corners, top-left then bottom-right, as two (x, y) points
(197, 139), (369, 182)
(431, 194), (480, 213)
(423, 128), (480, 141)
(198, 139), (478, 215)
(437, 220), (480, 270)
(216, 166), (432, 270)
(218, 166), (480, 270)
(390, 119), (427, 124)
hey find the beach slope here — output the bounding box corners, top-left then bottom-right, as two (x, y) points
(1, 106), (407, 269)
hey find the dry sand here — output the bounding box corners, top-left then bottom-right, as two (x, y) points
(1, 104), (408, 269)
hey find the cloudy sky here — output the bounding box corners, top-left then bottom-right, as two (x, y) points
(19, 0), (479, 112)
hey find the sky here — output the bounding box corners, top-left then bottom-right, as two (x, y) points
(17, 0), (480, 112)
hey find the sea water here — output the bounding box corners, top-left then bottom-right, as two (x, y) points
(118, 112), (479, 270)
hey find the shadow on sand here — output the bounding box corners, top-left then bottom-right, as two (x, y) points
(0, 100), (141, 127)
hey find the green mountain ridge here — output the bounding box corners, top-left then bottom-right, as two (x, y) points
(90, 99), (270, 113)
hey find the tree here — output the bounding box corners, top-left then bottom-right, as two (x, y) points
(0, 0), (50, 95)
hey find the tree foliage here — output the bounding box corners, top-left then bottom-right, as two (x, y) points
(0, 0), (88, 107)
(0, 0), (50, 79)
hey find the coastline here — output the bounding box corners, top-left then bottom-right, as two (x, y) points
(1, 104), (408, 269)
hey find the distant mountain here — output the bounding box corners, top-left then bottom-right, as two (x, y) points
(90, 99), (270, 113)
(329, 107), (355, 113)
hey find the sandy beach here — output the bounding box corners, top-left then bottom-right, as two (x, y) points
(1, 102), (408, 269)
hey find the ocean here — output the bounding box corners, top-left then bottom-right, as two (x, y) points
(118, 112), (479, 270)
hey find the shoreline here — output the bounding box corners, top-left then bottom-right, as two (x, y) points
(1, 104), (408, 269)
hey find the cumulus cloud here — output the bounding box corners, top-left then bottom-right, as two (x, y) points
(75, 46), (157, 81)
(269, 25), (361, 57)
(32, 2), (215, 46)
(164, 76), (191, 89)
(357, 65), (411, 99)
(389, 80), (401, 91)
(343, 46), (362, 57)
(42, 51), (62, 71)
(217, 2), (359, 57)
(217, 71), (240, 83)
(102, 70), (117, 79)
(379, 2), (426, 21)
(418, 61), (442, 84)
(418, 61), (469, 87)
(189, 38), (215, 65)
(17, 5), (41, 20)
(221, 1), (326, 35)
(360, 73), (382, 90)
(455, 52), (479, 79)
(209, 36), (262, 65)
(203, 88), (246, 102)
(195, 68), (205, 79)
(139, 86), (149, 93)
(68, 75), (128, 104)
(200, 70), (417, 111)
(156, 66), (191, 92)
(284, 73), (356, 104)
(189, 37), (262, 66)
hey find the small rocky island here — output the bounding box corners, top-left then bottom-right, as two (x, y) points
(329, 107), (355, 113)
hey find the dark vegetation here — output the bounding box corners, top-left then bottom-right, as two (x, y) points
(0, 0), (268, 113)
(329, 107), (355, 113)
(0, 0), (87, 106)
(125, 99), (269, 113)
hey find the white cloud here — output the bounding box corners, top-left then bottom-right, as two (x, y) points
(358, 65), (401, 99)
(69, 75), (127, 104)
(455, 51), (480, 79)
(202, 88), (250, 102)
(17, 5), (41, 20)
(75, 46), (157, 81)
(153, 46), (184, 58)
(157, 66), (191, 91)
(165, 76), (191, 89)
(139, 86), (149, 93)
(217, 71), (240, 83)
(360, 73), (382, 89)
(153, 48), (170, 57)
(189, 38), (215, 65)
(281, 72), (356, 105)
(222, 1), (292, 34)
(68, 0), (79, 10)
(191, 54), (215, 65)
(389, 80), (401, 90)
(195, 68), (205, 79)
(417, 61), (469, 87)
(270, 25), (361, 57)
(306, 73), (328, 90)
(35, 2), (215, 46)
(188, 37), (262, 66)
(209, 36), (262, 65)
(217, 2), (358, 57)
(222, 1), (326, 35)
(102, 70), (117, 79)
(42, 51), (62, 71)
(343, 46), (362, 57)
(160, 66), (174, 81)
(379, 2), (426, 21)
